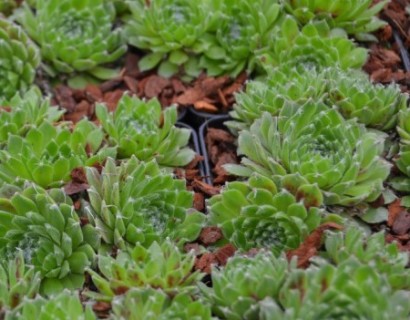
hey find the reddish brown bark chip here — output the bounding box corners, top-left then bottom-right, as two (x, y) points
(193, 100), (219, 113)
(184, 243), (201, 255)
(195, 253), (218, 274)
(191, 179), (221, 196)
(199, 227), (223, 246)
(71, 167), (87, 184)
(193, 192), (205, 212)
(64, 182), (89, 196)
(92, 301), (112, 319)
(392, 211), (410, 235)
(143, 75), (171, 99)
(123, 76), (138, 93)
(214, 244), (236, 266)
(388, 199), (405, 227)
(54, 85), (76, 112)
(287, 223), (343, 268)
(85, 84), (103, 102)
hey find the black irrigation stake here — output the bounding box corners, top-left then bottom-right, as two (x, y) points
(186, 107), (229, 130)
(176, 122), (206, 181)
(394, 31), (410, 72)
(199, 115), (231, 186)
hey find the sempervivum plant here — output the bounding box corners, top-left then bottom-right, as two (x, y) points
(391, 108), (410, 192)
(17, 0), (126, 84)
(284, 0), (388, 41)
(201, 251), (291, 319)
(0, 250), (41, 314)
(126, 0), (213, 78)
(208, 173), (322, 254)
(111, 288), (212, 320)
(324, 228), (410, 288)
(0, 18), (39, 100)
(199, 0), (282, 77)
(96, 94), (195, 167)
(226, 102), (391, 206)
(326, 68), (408, 131)
(0, 88), (63, 144)
(0, 185), (99, 295)
(0, 0), (17, 15)
(84, 157), (204, 250)
(6, 290), (96, 320)
(0, 119), (115, 188)
(228, 67), (407, 132)
(271, 258), (410, 320)
(260, 17), (368, 71)
(88, 240), (203, 301)
(227, 66), (328, 132)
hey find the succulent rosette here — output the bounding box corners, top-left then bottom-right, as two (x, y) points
(226, 102), (391, 206)
(0, 0), (17, 15)
(0, 18), (40, 100)
(96, 94), (195, 167)
(228, 67), (407, 132)
(209, 173), (322, 253)
(260, 17), (368, 72)
(391, 108), (410, 192)
(227, 66), (328, 132)
(284, 0), (389, 41)
(0, 119), (115, 188)
(270, 258), (410, 320)
(111, 288), (212, 320)
(0, 87), (63, 144)
(199, 0), (282, 77)
(17, 0), (126, 84)
(126, 0), (213, 78)
(84, 157), (204, 250)
(88, 240), (203, 301)
(201, 251), (291, 319)
(0, 250), (41, 313)
(326, 68), (408, 131)
(267, 229), (410, 320)
(6, 290), (96, 320)
(0, 185), (99, 295)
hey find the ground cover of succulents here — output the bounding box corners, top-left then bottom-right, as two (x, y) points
(1, 0), (410, 319)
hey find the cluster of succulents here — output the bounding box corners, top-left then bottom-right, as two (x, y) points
(126, 0), (283, 78)
(202, 228), (410, 320)
(228, 66), (407, 132)
(1, 0), (409, 319)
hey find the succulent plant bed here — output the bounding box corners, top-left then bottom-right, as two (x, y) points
(1, 0), (410, 319)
